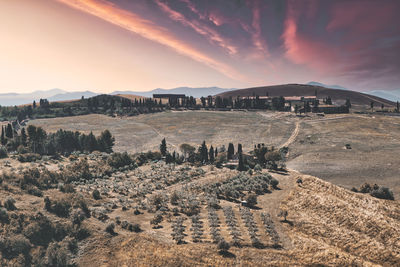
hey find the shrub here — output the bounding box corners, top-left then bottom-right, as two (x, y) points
(0, 146), (8, 158)
(73, 227), (91, 241)
(246, 193), (258, 207)
(0, 235), (31, 259)
(26, 185), (43, 197)
(92, 189), (101, 200)
(217, 240), (230, 252)
(45, 197), (71, 218)
(105, 223), (116, 235)
(0, 207), (8, 223)
(107, 152), (133, 169)
(254, 164), (262, 171)
(129, 223), (141, 233)
(17, 153), (41, 163)
(59, 183), (75, 193)
(370, 187), (395, 200)
(4, 196), (16, 211)
(270, 178), (279, 189)
(359, 183), (372, 193)
(150, 213), (163, 228)
(278, 210), (288, 222)
(46, 242), (69, 267)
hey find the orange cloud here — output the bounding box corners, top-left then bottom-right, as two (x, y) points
(56, 0), (246, 82)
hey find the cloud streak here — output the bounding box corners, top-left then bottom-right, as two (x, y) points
(155, 0), (238, 55)
(56, 0), (246, 82)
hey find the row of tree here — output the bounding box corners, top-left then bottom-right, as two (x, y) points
(1, 123), (115, 156)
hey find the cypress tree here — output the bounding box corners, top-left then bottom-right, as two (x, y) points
(227, 143), (234, 160)
(209, 146), (215, 163)
(160, 138), (167, 156)
(200, 141), (208, 163)
(214, 147), (218, 158)
(237, 153), (245, 171)
(1, 126), (6, 145)
(238, 143), (242, 154)
(5, 124), (13, 139)
(21, 128), (27, 146)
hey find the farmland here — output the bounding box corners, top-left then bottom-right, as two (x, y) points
(29, 110), (400, 197)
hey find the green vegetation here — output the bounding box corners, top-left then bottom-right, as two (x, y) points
(0, 123), (115, 158)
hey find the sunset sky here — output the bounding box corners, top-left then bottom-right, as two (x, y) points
(1, 0), (399, 93)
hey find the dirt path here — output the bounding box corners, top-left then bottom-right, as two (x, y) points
(280, 121), (300, 148)
(256, 170), (296, 249)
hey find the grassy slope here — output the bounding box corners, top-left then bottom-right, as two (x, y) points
(80, 172), (399, 266)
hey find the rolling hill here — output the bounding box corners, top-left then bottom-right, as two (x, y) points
(112, 87), (235, 98)
(218, 84), (395, 106)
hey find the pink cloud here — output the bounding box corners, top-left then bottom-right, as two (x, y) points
(155, 0), (238, 55)
(282, 2), (340, 72)
(56, 0), (246, 82)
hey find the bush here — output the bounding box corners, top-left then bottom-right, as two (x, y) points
(92, 189), (101, 200)
(370, 187), (395, 200)
(0, 207), (8, 223)
(254, 164), (262, 171)
(59, 183), (75, 193)
(26, 185), (43, 197)
(0, 146), (8, 158)
(107, 152), (134, 169)
(270, 178), (279, 189)
(130, 223), (141, 233)
(45, 197), (71, 218)
(105, 223), (116, 235)
(23, 214), (55, 246)
(217, 240), (230, 252)
(46, 242), (69, 267)
(0, 235), (31, 259)
(17, 153), (41, 163)
(246, 193), (258, 207)
(4, 196), (16, 211)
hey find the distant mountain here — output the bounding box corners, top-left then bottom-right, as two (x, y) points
(365, 90), (400, 102)
(48, 91), (99, 102)
(218, 84), (395, 106)
(112, 87), (236, 98)
(307, 81), (348, 90)
(0, 89), (66, 106)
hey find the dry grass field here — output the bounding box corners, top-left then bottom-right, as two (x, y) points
(28, 111), (400, 198)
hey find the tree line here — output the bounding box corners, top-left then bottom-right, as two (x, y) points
(0, 123), (115, 157)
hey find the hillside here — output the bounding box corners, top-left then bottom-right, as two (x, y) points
(218, 84), (395, 106)
(112, 87), (236, 98)
(78, 170), (400, 266)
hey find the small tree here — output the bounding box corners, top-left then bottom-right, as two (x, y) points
(246, 193), (258, 207)
(92, 189), (101, 200)
(217, 239), (230, 254)
(160, 138), (167, 156)
(278, 210), (288, 222)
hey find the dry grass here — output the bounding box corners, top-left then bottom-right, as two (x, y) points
(79, 171), (399, 267)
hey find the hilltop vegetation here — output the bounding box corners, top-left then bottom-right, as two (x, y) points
(0, 94), (163, 122)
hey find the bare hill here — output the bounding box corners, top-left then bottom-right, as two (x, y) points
(218, 84), (395, 106)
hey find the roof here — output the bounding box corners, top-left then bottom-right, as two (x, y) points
(153, 94), (186, 98)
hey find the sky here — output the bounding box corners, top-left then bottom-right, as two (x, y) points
(1, 0), (399, 94)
